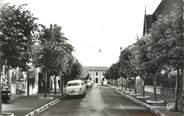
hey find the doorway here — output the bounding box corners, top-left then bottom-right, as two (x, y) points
(96, 78), (98, 83)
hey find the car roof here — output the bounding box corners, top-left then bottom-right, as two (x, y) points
(67, 80), (83, 84)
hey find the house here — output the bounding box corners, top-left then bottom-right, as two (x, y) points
(143, 0), (182, 35)
(0, 65), (40, 99)
(84, 66), (108, 85)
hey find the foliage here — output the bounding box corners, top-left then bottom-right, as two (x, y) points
(149, 10), (183, 110)
(119, 48), (133, 79)
(32, 24), (73, 76)
(70, 60), (83, 80)
(150, 10), (184, 70)
(0, 4), (37, 70)
(135, 35), (152, 77)
(105, 62), (120, 80)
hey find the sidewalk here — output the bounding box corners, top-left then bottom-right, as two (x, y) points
(144, 92), (183, 116)
(109, 85), (184, 116)
(2, 93), (63, 116)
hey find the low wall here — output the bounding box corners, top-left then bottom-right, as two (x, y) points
(145, 86), (161, 94)
(145, 86), (182, 96)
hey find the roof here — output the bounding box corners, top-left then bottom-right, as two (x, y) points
(154, 0), (182, 16)
(84, 66), (108, 71)
(153, 0), (167, 15)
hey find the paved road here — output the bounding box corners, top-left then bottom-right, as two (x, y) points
(39, 85), (158, 116)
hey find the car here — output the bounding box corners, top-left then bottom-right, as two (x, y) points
(65, 80), (86, 97)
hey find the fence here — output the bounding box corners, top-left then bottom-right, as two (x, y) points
(107, 79), (184, 97)
(145, 85), (184, 97)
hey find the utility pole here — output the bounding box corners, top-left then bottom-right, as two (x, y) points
(44, 24), (53, 98)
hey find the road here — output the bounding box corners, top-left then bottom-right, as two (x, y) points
(39, 85), (158, 116)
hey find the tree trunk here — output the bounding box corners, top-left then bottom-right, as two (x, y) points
(134, 78), (137, 94)
(153, 71), (157, 101)
(54, 76), (56, 95)
(142, 77), (145, 96)
(27, 72), (29, 95)
(60, 78), (63, 94)
(174, 68), (180, 111)
(0, 67), (2, 115)
(120, 78), (123, 90)
(44, 72), (47, 98)
(6, 66), (11, 101)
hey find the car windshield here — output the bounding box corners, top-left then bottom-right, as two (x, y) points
(67, 82), (80, 86)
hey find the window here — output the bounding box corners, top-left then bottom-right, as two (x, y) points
(67, 82), (80, 86)
(96, 72), (98, 76)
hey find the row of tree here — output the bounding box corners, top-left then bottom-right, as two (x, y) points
(0, 2), (83, 113)
(105, 9), (183, 111)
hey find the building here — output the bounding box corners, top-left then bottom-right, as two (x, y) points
(143, 0), (183, 35)
(84, 66), (108, 85)
(0, 65), (41, 99)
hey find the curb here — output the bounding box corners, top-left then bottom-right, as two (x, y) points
(25, 95), (66, 116)
(108, 85), (167, 116)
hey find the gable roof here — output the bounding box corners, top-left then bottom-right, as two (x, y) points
(153, 0), (182, 16)
(153, 0), (167, 15)
(84, 66), (108, 71)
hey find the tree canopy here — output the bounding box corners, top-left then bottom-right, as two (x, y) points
(0, 4), (37, 70)
(32, 24), (74, 76)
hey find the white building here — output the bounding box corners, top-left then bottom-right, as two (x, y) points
(84, 66), (108, 85)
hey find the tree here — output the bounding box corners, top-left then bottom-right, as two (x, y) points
(0, 3), (37, 114)
(32, 24), (74, 97)
(70, 60), (83, 80)
(149, 10), (183, 111)
(0, 35), (3, 115)
(0, 4), (37, 70)
(105, 63), (120, 86)
(119, 48), (134, 90)
(61, 54), (74, 85)
(128, 44), (140, 93)
(135, 35), (153, 96)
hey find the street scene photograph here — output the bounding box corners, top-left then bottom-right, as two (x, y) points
(0, 0), (183, 116)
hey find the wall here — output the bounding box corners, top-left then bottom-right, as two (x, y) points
(88, 70), (105, 84)
(145, 85), (161, 94)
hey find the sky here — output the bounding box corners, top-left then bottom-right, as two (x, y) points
(2, 0), (161, 67)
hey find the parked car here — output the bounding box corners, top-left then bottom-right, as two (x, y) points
(65, 80), (86, 97)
